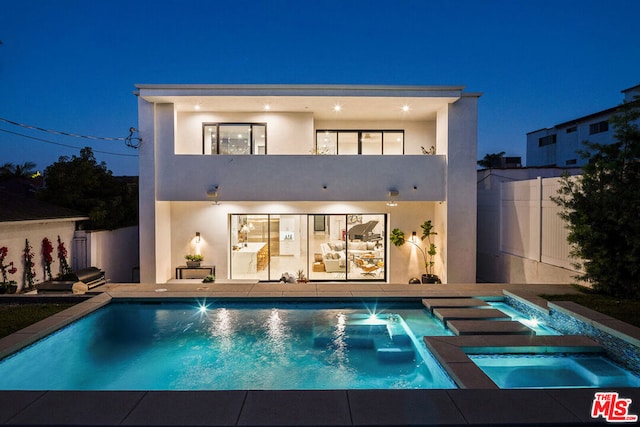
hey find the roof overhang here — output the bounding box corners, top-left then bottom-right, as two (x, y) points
(134, 84), (471, 121)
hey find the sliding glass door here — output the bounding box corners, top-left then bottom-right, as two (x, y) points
(230, 213), (386, 282)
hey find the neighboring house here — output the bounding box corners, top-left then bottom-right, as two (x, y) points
(0, 178), (88, 291)
(527, 83), (640, 167)
(135, 84), (480, 284)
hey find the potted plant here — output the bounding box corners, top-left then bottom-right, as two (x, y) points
(202, 274), (215, 283)
(185, 254), (204, 268)
(389, 220), (442, 284)
(296, 269), (308, 283)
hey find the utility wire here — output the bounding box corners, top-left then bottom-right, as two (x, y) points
(0, 128), (138, 157)
(1, 116), (132, 141)
(0, 117), (141, 148)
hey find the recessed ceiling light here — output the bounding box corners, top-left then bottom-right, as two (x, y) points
(264, 104), (271, 111)
(402, 105), (410, 112)
(333, 104), (342, 112)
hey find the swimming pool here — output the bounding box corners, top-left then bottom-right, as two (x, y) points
(0, 300), (456, 390)
(488, 302), (561, 335)
(469, 353), (640, 389)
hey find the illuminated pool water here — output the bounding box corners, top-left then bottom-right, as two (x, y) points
(0, 301), (456, 390)
(470, 354), (640, 389)
(488, 302), (561, 335)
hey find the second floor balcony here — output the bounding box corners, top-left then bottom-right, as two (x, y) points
(154, 154), (446, 202)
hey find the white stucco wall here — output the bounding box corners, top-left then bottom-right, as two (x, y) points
(0, 220), (77, 291)
(176, 112), (314, 155)
(137, 96), (157, 284)
(438, 95), (478, 283)
(74, 226), (139, 283)
(165, 201), (438, 284)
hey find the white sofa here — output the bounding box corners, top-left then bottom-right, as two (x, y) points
(320, 242), (347, 272)
(320, 241), (379, 273)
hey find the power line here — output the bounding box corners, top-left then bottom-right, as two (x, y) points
(0, 116), (137, 141)
(0, 117), (141, 149)
(0, 128), (138, 157)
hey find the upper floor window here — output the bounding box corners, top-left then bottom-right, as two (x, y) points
(203, 123), (266, 155)
(538, 134), (557, 147)
(315, 130), (404, 155)
(589, 120), (609, 135)
(566, 126), (577, 133)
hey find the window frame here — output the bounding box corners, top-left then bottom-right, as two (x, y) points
(315, 130), (405, 155)
(589, 120), (609, 135)
(538, 134), (557, 147)
(202, 122), (267, 155)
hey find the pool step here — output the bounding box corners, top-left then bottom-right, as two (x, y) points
(312, 324), (416, 363)
(572, 358), (627, 384)
(375, 346), (415, 362)
(433, 308), (511, 323)
(447, 319), (535, 336)
(422, 298), (489, 312)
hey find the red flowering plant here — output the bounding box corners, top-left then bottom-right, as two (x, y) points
(0, 245), (19, 294)
(42, 237), (55, 281)
(23, 239), (36, 291)
(57, 235), (73, 278)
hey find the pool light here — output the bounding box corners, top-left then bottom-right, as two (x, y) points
(197, 303), (209, 314)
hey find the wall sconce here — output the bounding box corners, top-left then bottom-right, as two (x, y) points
(386, 189), (399, 207)
(411, 231), (417, 242)
(207, 185), (220, 205)
(195, 232), (201, 243)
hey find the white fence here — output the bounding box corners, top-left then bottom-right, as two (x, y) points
(477, 172), (580, 283)
(500, 177), (574, 270)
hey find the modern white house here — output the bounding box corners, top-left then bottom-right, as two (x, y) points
(135, 85), (480, 285)
(527, 83), (640, 167)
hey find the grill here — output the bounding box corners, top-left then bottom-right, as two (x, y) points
(37, 267), (106, 294)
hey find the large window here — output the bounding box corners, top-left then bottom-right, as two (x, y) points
(589, 120), (609, 135)
(315, 130), (403, 155)
(538, 134), (557, 147)
(203, 123), (266, 154)
(229, 213), (386, 282)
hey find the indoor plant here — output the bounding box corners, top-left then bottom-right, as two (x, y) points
(389, 220), (441, 284)
(185, 254), (204, 268)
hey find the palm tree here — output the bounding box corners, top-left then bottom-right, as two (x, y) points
(0, 162), (37, 178)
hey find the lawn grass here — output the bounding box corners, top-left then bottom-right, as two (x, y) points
(0, 303), (76, 339)
(542, 290), (640, 328)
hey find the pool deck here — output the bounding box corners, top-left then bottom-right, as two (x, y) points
(1, 281), (639, 426)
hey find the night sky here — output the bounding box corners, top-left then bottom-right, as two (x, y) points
(1, 0), (639, 176)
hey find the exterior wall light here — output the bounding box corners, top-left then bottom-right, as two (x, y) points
(386, 189), (399, 207)
(196, 232), (201, 243)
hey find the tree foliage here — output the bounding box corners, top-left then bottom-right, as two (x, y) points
(0, 162), (37, 179)
(38, 147), (138, 230)
(477, 151), (506, 168)
(552, 98), (640, 299)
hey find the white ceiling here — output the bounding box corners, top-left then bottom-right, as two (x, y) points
(138, 86), (464, 121)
